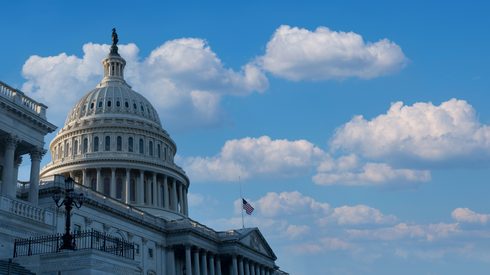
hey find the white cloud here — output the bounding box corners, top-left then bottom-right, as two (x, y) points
(313, 154), (430, 186)
(259, 25), (407, 81)
(293, 238), (355, 254)
(331, 99), (490, 166)
(329, 205), (397, 225)
(347, 222), (460, 241)
(285, 225), (311, 239)
(182, 136), (325, 182)
(252, 191), (330, 218)
(452, 208), (490, 224)
(21, 40), (268, 129)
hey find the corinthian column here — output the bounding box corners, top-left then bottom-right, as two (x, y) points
(29, 147), (44, 205)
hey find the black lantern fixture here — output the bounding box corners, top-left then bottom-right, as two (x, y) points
(52, 176), (84, 250)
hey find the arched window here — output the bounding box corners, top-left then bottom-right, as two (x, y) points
(73, 140), (78, 155)
(116, 177), (123, 199)
(149, 141), (153, 156)
(130, 179), (136, 202)
(139, 138), (144, 154)
(103, 177), (110, 195)
(83, 138), (88, 153)
(157, 144), (161, 158)
(117, 136), (122, 151)
(105, 136), (111, 151)
(107, 101), (112, 107)
(128, 137), (133, 152)
(93, 136), (99, 152)
(91, 178), (96, 190)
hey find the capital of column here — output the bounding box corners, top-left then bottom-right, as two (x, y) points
(5, 135), (19, 150)
(30, 147), (46, 162)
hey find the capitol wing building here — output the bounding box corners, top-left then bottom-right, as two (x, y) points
(0, 33), (287, 275)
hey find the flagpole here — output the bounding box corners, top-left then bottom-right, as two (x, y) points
(239, 176), (244, 229)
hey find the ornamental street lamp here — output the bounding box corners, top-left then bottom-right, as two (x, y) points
(52, 176), (85, 250)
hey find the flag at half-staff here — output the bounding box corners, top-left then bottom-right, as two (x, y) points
(242, 198), (254, 215)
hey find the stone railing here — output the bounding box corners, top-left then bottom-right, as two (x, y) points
(167, 218), (218, 240)
(0, 195), (54, 225)
(0, 81), (47, 119)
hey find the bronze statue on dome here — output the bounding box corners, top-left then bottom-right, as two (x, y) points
(112, 28), (119, 46)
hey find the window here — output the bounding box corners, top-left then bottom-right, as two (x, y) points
(116, 101), (120, 107)
(148, 248), (153, 258)
(91, 178), (96, 190)
(133, 103), (137, 109)
(125, 101), (129, 108)
(90, 102), (94, 109)
(83, 138), (88, 153)
(64, 142), (69, 157)
(135, 244), (140, 255)
(116, 177), (123, 199)
(107, 101), (112, 107)
(130, 179), (136, 202)
(149, 141), (153, 156)
(98, 101), (102, 108)
(139, 139), (144, 154)
(93, 136), (99, 152)
(117, 136), (122, 151)
(157, 144), (161, 158)
(73, 140), (78, 155)
(105, 136), (110, 151)
(164, 146), (167, 160)
(103, 177), (110, 195)
(128, 137), (133, 152)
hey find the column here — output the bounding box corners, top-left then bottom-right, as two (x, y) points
(110, 168), (116, 198)
(13, 156), (21, 189)
(29, 148), (43, 204)
(183, 187), (189, 215)
(255, 265), (259, 275)
(3, 135), (18, 197)
(201, 251), (208, 275)
(82, 169), (87, 187)
(152, 173), (158, 206)
(250, 263), (255, 275)
(171, 178), (178, 211)
(215, 256), (222, 275)
(125, 169), (130, 203)
(232, 255), (238, 275)
(244, 260), (250, 275)
(138, 170), (144, 204)
(167, 248), (176, 275)
(193, 249), (201, 275)
(238, 257), (244, 275)
(209, 254), (215, 275)
(178, 182), (184, 214)
(185, 245), (192, 275)
(96, 168), (102, 192)
(163, 175), (169, 209)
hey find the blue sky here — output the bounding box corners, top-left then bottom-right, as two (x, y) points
(2, 1), (490, 274)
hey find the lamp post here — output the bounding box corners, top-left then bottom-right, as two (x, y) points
(52, 176), (84, 250)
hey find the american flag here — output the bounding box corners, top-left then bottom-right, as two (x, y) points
(242, 198), (254, 215)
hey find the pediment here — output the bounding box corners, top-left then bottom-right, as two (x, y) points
(238, 228), (276, 259)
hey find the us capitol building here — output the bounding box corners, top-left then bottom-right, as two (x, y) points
(0, 31), (287, 275)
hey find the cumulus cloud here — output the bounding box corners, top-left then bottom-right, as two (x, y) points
(293, 238), (355, 254)
(328, 205), (397, 225)
(347, 222), (460, 241)
(21, 40), (268, 129)
(259, 25), (407, 81)
(252, 191), (330, 218)
(452, 208), (490, 224)
(182, 136), (325, 182)
(313, 154), (430, 186)
(331, 99), (490, 167)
